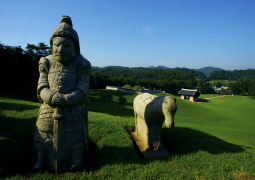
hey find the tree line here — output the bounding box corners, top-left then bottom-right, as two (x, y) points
(90, 66), (255, 96)
(93, 66), (206, 80)
(0, 42), (210, 95)
(207, 69), (255, 81)
(90, 67), (215, 94)
(206, 69), (255, 96)
(1, 42), (254, 96)
(0, 42), (50, 93)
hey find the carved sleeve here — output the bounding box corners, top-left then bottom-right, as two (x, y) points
(37, 57), (55, 104)
(63, 58), (91, 106)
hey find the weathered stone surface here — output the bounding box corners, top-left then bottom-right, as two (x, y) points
(132, 93), (177, 158)
(33, 15), (91, 173)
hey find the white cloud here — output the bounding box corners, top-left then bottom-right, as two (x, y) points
(142, 25), (155, 38)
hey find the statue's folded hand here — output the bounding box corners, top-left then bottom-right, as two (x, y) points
(51, 94), (66, 106)
(63, 90), (82, 106)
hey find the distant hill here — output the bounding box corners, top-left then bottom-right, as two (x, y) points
(92, 66), (206, 80)
(156, 66), (169, 69)
(91, 65), (224, 78)
(92, 65), (227, 77)
(148, 66), (169, 69)
(92, 66), (101, 70)
(207, 69), (255, 81)
(194, 66), (225, 76)
(91, 65), (255, 81)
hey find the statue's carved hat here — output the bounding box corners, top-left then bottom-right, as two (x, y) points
(50, 15), (80, 55)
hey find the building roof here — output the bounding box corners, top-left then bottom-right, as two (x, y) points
(178, 89), (200, 96)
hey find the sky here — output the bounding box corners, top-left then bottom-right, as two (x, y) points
(1, 0), (255, 70)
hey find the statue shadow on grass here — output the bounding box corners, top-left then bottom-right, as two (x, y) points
(0, 136), (100, 178)
(161, 127), (245, 155)
(0, 93), (39, 103)
(0, 126), (247, 178)
(86, 127), (246, 169)
(88, 90), (135, 117)
(0, 102), (38, 112)
(0, 117), (37, 178)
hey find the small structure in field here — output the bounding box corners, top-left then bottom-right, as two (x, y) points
(178, 89), (200, 101)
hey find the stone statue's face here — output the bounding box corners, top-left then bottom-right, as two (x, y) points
(52, 37), (76, 64)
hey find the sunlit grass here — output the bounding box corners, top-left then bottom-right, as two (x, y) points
(1, 90), (255, 179)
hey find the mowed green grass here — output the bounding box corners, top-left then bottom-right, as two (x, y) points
(173, 94), (255, 147)
(0, 90), (255, 179)
(199, 94), (226, 98)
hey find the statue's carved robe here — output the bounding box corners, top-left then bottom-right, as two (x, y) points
(34, 55), (91, 169)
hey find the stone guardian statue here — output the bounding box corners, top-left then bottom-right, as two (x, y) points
(33, 15), (91, 173)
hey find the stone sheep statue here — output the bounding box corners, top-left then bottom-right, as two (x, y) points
(133, 93), (177, 153)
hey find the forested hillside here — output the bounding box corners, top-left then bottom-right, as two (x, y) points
(92, 66), (206, 80)
(90, 66), (255, 96)
(195, 66), (225, 76)
(90, 66), (214, 94)
(204, 69), (255, 96)
(1, 42), (254, 96)
(207, 69), (255, 81)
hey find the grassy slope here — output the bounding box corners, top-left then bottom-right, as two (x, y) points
(199, 94), (226, 98)
(173, 95), (255, 147)
(0, 90), (255, 179)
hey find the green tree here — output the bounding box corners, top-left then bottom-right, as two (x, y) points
(248, 80), (255, 97)
(228, 82), (241, 95)
(215, 82), (223, 88)
(109, 77), (125, 87)
(197, 80), (215, 94)
(122, 84), (133, 89)
(125, 75), (138, 86)
(25, 43), (50, 61)
(133, 85), (143, 90)
(183, 78), (197, 89)
(90, 72), (110, 89)
(0, 43), (36, 92)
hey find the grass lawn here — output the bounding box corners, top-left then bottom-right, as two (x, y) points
(198, 94), (227, 99)
(0, 90), (255, 179)
(173, 94), (255, 147)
